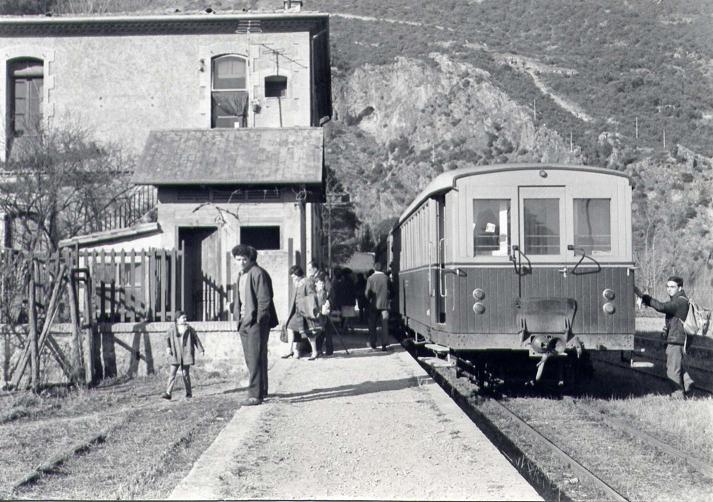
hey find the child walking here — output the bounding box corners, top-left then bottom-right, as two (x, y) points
(162, 311), (204, 400)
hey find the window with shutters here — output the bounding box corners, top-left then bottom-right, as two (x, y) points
(9, 58), (43, 137)
(211, 55), (248, 128)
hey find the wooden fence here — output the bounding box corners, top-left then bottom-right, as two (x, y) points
(72, 248), (184, 323)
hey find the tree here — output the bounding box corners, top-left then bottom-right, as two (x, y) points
(0, 125), (134, 254)
(0, 126), (134, 390)
(321, 166), (361, 269)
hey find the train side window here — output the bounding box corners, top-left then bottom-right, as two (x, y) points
(574, 198), (611, 254)
(473, 199), (511, 257)
(523, 198), (560, 255)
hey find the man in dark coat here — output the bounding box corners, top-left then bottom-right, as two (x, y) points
(635, 276), (695, 398)
(232, 244), (279, 405)
(365, 261), (391, 351)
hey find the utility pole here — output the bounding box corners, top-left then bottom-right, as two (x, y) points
(532, 98), (537, 123)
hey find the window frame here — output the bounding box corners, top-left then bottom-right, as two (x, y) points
(572, 197), (613, 256)
(239, 225), (281, 251)
(472, 198), (512, 258)
(264, 74), (288, 98)
(210, 54), (249, 129)
(8, 58), (44, 138)
(465, 185), (519, 262)
(519, 186), (567, 260)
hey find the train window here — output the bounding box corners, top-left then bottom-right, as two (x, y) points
(473, 199), (511, 256)
(523, 199), (560, 255)
(574, 198), (611, 254)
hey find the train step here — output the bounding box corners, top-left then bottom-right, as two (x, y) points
(418, 356), (456, 368)
(424, 343), (450, 355)
(630, 360), (654, 368)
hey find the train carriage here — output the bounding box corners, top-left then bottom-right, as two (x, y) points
(389, 164), (635, 382)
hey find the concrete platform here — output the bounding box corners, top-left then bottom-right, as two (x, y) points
(168, 332), (542, 501)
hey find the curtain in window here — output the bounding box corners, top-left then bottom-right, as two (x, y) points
(211, 91), (249, 127)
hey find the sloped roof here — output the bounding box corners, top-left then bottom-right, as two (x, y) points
(132, 128), (324, 186)
(58, 222), (161, 248)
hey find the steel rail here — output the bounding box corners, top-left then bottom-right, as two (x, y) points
(407, 343), (631, 502)
(569, 399), (713, 480)
(488, 397), (630, 502)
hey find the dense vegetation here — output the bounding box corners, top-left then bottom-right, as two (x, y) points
(317, 0), (713, 159)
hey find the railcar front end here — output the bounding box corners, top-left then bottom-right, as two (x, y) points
(392, 164), (635, 382)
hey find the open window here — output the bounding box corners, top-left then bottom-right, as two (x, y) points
(240, 226), (280, 250)
(264, 75), (287, 98)
(211, 55), (248, 128)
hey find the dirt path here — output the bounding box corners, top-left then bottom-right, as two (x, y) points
(170, 343), (541, 501)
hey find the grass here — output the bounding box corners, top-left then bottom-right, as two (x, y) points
(595, 394), (713, 464)
(0, 371), (244, 499)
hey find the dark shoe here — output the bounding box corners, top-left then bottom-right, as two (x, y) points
(240, 397), (262, 406)
(161, 393), (171, 400)
(381, 345), (391, 352)
(185, 393), (192, 399)
(281, 352), (294, 359)
(324, 351), (333, 357)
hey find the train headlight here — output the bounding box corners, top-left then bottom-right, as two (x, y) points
(472, 288), (485, 300)
(473, 302), (486, 314)
(602, 289), (615, 300)
(602, 302), (616, 314)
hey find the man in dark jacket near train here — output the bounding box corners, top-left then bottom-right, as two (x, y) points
(634, 276), (695, 398)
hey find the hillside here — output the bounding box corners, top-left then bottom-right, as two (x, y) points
(4, 0), (713, 290)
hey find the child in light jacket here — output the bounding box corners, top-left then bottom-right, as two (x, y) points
(162, 311), (204, 400)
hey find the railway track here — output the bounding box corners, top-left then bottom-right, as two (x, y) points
(402, 337), (713, 501)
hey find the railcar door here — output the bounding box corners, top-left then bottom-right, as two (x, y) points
(435, 195), (447, 325)
(517, 186), (568, 299)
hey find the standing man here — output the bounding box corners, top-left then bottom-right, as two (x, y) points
(232, 244), (279, 406)
(635, 276), (695, 398)
(365, 262), (390, 351)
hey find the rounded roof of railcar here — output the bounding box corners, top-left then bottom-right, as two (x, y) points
(397, 163), (630, 225)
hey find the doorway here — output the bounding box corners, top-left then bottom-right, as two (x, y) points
(179, 227), (222, 321)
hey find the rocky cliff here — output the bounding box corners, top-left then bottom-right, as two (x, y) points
(327, 53), (582, 222)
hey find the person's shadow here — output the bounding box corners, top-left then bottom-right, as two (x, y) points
(269, 375), (430, 403)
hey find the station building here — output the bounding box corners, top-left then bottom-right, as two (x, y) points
(0, 2), (332, 320)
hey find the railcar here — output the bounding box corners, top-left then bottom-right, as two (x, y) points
(389, 164), (635, 383)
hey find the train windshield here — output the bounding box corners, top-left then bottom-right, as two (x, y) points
(573, 198), (611, 254)
(523, 198), (560, 255)
(473, 199), (511, 257)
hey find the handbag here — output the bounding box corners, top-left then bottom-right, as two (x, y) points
(279, 324), (288, 343)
